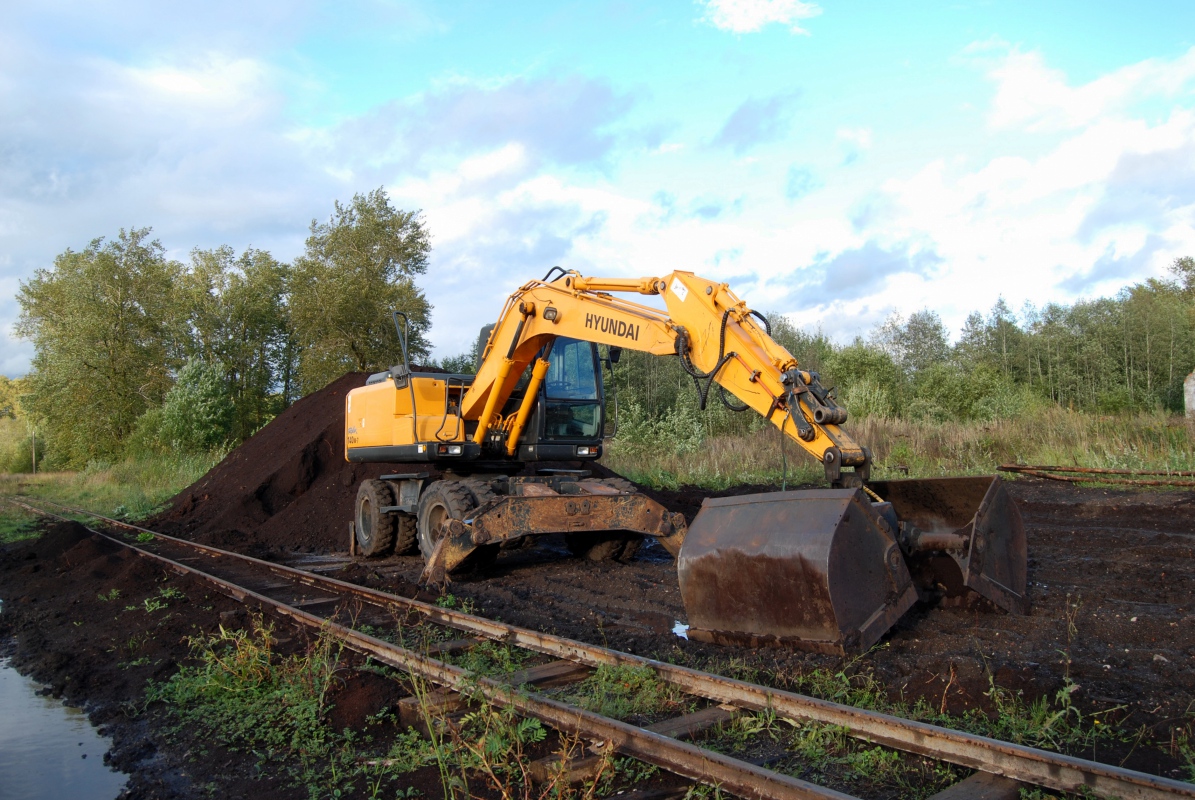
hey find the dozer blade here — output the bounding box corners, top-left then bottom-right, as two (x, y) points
(677, 489), (919, 654)
(868, 476), (1028, 615)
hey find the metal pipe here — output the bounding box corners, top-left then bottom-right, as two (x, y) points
(906, 532), (969, 552)
(505, 358), (549, 456)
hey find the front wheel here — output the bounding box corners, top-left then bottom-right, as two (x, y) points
(416, 481), (475, 562)
(415, 481), (499, 573)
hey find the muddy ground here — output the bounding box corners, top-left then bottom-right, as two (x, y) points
(2, 372), (1193, 797)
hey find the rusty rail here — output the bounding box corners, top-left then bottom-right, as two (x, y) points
(6, 496), (1195, 800)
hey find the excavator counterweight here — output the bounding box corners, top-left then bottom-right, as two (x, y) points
(345, 269), (1029, 652)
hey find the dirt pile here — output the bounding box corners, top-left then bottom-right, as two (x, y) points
(152, 369), (606, 557)
(151, 372), (439, 555)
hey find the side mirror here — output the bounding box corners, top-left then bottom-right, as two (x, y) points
(608, 346), (622, 365)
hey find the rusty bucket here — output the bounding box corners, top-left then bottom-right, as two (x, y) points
(676, 476), (1028, 654)
(868, 476), (1028, 615)
(677, 488), (919, 654)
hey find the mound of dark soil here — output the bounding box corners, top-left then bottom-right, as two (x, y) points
(152, 370), (611, 556)
(150, 372), (439, 554)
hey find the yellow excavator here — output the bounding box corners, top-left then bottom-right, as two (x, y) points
(344, 268), (1027, 653)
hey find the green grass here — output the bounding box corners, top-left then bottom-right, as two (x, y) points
(0, 451), (220, 542)
(680, 648), (1133, 799)
(554, 663), (685, 722)
(602, 408), (1195, 489)
(148, 616), (438, 799)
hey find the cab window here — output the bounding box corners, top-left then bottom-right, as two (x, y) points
(545, 338), (599, 400)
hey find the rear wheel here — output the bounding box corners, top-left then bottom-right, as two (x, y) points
(566, 478), (642, 562)
(394, 513), (418, 554)
(582, 476), (635, 493)
(565, 531), (642, 562)
(355, 480), (396, 557)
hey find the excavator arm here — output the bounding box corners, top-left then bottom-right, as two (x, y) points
(461, 269), (870, 486)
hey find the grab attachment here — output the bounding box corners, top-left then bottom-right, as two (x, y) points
(869, 476), (1028, 615)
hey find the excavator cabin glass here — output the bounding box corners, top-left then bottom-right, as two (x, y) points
(542, 337), (602, 439)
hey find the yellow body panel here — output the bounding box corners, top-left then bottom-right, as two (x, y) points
(344, 376), (468, 457)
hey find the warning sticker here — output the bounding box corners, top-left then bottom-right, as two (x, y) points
(670, 277), (689, 302)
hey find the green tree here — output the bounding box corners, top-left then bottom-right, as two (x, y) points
(159, 360), (236, 452)
(0, 376), (26, 419)
(182, 246), (293, 440)
(290, 188), (432, 394)
(1170, 255), (1195, 296)
(16, 229), (183, 466)
(822, 340), (902, 418)
(870, 310), (949, 376)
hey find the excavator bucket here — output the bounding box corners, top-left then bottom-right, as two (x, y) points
(678, 488), (919, 654)
(677, 476), (1027, 654)
(868, 476), (1028, 615)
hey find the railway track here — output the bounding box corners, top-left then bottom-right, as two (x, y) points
(6, 495), (1194, 800)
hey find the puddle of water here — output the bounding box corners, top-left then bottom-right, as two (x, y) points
(0, 660), (127, 800)
(672, 620), (689, 639)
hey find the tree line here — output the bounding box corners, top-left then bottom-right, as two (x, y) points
(607, 257), (1195, 452)
(6, 183), (1192, 471)
(9, 188), (434, 468)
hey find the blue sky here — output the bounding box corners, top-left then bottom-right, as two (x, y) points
(3, 0), (1195, 374)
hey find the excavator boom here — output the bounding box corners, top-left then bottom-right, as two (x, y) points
(462, 270), (870, 487)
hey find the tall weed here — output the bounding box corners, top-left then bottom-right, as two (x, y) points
(0, 450), (220, 528)
(604, 408), (1195, 489)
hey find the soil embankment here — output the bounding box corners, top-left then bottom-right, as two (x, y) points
(2, 371), (1193, 797)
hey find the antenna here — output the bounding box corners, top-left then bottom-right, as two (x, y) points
(391, 310), (410, 371)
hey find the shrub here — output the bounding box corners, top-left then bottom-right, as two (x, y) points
(0, 418), (37, 473)
(129, 360), (234, 455)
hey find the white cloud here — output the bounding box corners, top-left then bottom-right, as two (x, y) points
(853, 107), (1195, 316)
(836, 127), (872, 149)
(699, 0), (821, 35)
(986, 44), (1195, 131)
(125, 55), (271, 113)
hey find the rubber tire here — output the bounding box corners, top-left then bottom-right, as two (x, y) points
(394, 513), (418, 555)
(416, 481), (474, 561)
(565, 532), (642, 561)
(460, 480), (503, 564)
(566, 478), (642, 562)
(581, 476), (636, 493)
(415, 482), (500, 572)
(465, 479), (525, 550)
(355, 480), (396, 557)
